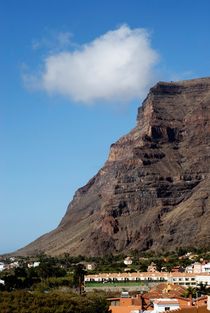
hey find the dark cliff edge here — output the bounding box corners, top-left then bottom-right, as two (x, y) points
(14, 77), (210, 256)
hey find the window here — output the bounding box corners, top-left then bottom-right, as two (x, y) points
(111, 300), (120, 306)
(165, 307), (170, 311)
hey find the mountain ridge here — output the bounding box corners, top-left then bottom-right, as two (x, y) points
(15, 77), (210, 256)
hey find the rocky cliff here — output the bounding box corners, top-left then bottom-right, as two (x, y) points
(17, 77), (210, 256)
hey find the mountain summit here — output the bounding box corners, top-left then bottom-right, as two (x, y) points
(17, 77), (210, 256)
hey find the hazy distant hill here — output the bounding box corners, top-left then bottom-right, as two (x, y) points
(16, 77), (210, 256)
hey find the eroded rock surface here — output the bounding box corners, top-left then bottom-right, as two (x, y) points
(16, 77), (210, 256)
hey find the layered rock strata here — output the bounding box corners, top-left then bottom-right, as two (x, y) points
(16, 77), (210, 256)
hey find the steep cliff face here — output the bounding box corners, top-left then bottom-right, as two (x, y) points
(17, 77), (210, 256)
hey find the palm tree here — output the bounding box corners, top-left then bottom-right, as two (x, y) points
(183, 286), (197, 305)
(197, 282), (210, 296)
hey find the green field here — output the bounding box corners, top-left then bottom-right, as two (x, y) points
(85, 281), (144, 287)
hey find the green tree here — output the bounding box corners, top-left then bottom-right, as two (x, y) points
(197, 282), (210, 296)
(183, 286), (197, 299)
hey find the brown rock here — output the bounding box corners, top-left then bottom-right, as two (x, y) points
(16, 77), (210, 256)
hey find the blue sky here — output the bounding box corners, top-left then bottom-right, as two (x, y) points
(1, 0), (210, 254)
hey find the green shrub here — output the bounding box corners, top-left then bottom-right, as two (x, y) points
(0, 291), (110, 313)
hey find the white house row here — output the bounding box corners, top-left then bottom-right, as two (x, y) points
(85, 272), (210, 287)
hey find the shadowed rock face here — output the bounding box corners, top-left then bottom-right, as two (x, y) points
(16, 77), (210, 256)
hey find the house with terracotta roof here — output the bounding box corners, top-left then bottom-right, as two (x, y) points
(108, 294), (142, 313)
(108, 294), (194, 313)
(142, 283), (192, 310)
(194, 296), (208, 307)
(176, 304), (210, 313)
(108, 289), (210, 313)
(143, 283), (187, 300)
(171, 266), (185, 273)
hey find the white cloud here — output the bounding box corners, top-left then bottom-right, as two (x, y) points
(27, 25), (159, 104)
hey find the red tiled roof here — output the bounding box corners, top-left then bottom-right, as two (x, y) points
(154, 299), (179, 305)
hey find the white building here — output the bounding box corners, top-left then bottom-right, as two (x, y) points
(86, 263), (95, 271)
(185, 265), (193, 273)
(203, 263), (210, 273)
(33, 261), (40, 268)
(0, 262), (5, 272)
(152, 299), (180, 313)
(124, 257), (133, 266)
(193, 263), (203, 273)
(28, 261), (40, 268)
(168, 273), (197, 286)
(85, 271), (210, 287)
(196, 274), (210, 286)
(9, 261), (19, 269)
(186, 262), (210, 274)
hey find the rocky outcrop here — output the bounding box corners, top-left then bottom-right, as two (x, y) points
(16, 77), (210, 256)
